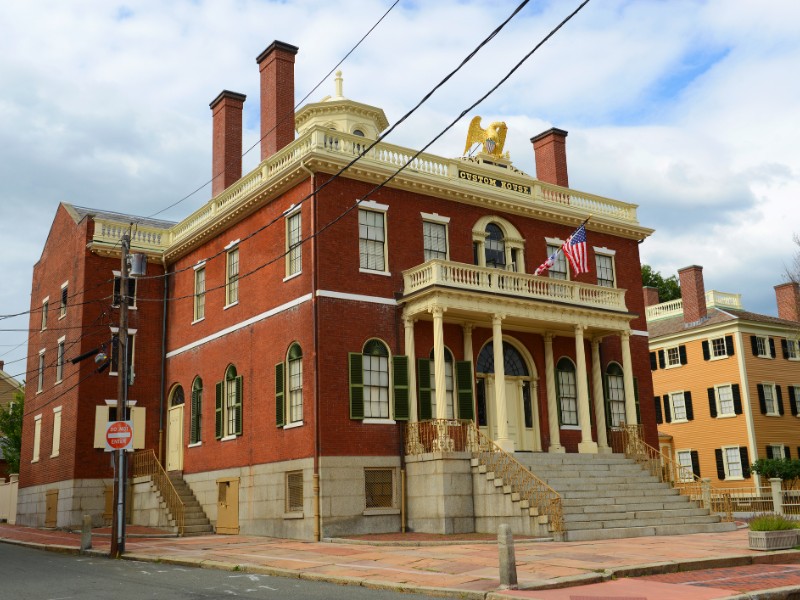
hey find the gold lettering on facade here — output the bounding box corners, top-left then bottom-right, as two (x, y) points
(458, 170), (531, 195)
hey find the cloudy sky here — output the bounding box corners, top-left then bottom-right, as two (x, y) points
(1, 0), (799, 382)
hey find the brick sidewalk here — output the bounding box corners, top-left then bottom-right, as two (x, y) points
(3, 523), (800, 599)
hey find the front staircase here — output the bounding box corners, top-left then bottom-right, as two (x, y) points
(514, 452), (736, 541)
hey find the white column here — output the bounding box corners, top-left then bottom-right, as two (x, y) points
(621, 330), (638, 425)
(492, 314), (513, 452)
(463, 323), (475, 418)
(575, 325), (598, 454)
(432, 306), (447, 420)
(544, 332), (564, 453)
(591, 337), (611, 454)
(403, 316), (418, 423)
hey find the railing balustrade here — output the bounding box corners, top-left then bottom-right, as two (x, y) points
(131, 449), (185, 535)
(405, 420), (564, 535)
(403, 260), (627, 311)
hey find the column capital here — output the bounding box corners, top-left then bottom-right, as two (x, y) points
(573, 324), (586, 337)
(544, 331), (555, 343)
(620, 329), (631, 342)
(402, 315), (417, 328)
(492, 313), (506, 325)
(462, 322), (474, 334)
(428, 305), (446, 317)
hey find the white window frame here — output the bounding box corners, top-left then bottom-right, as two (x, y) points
(109, 327), (138, 379)
(665, 346), (682, 368)
(287, 346), (303, 425)
(545, 238), (569, 281)
(755, 335), (770, 358)
(593, 247), (616, 288)
(709, 336), (728, 359)
(762, 382), (779, 416)
(715, 383), (736, 417)
(670, 391), (688, 423)
(32, 414), (42, 463)
(37, 349), (45, 393)
(358, 202), (390, 276)
(606, 365), (626, 427)
(285, 207), (302, 280)
(112, 271), (138, 310)
(723, 446), (744, 480)
(225, 245), (240, 307)
(421, 213), (450, 262)
(59, 280), (68, 319)
(193, 263), (206, 323)
(56, 336), (66, 383)
(768, 444), (787, 460)
(557, 359), (579, 427)
(787, 339), (800, 360)
(676, 449), (694, 483)
(41, 296), (49, 330)
(793, 385), (800, 417)
(363, 341), (392, 421)
(92, 400), (144, 449)
(429, 350), (455, 420)
(51, 406), (62, 458)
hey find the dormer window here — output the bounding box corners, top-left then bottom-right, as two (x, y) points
(353, 129), (365, 137)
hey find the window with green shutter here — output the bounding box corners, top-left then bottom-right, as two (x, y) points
(392, 355), (409, 421)
(417, 358), (432, 420)
(216, 365), (242, 439)
(215, 381), (223, 440)
(275, 362), (285, 427)
(349, 352), (364, 419)
(191, 377), (203, 444)
(455, 361), (474, 420)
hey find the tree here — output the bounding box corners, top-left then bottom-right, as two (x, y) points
(0, 389), (24, 474)
(641, 264), (681, 303)
(787, 233), (800, 284)
(751, 458), (800, 482)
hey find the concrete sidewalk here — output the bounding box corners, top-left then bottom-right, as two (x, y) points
(2, 523), (800, 599)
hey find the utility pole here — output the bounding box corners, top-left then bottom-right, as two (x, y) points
(110, 233), (130, 558)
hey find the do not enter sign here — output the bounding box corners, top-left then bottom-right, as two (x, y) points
(105, 421), (133, 452)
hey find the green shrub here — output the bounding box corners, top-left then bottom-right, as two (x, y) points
(750, 458), (800, 481)
(749, 513), (798, 531)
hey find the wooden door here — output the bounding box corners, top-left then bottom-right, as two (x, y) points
(216, 477), (239, 534)
(166, 405), (183, 471)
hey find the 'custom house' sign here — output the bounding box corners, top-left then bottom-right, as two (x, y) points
(458, 169), (532, 195)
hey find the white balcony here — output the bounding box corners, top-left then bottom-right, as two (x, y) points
(645, 290), (743, 321)
(402, 260), (628, 312)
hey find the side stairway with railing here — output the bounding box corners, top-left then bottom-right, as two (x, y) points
(131, 450), (185, 535)
(609, 425), (734, 521)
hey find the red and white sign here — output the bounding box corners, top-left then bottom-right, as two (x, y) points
(105, 420), (133, 452)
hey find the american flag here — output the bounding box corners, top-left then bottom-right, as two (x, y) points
(562, 224), (589, 275)
(533, 249), (559, 277)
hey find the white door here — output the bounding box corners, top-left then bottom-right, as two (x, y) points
(166, 405), (183, 471)
(486, 378), (523, 449)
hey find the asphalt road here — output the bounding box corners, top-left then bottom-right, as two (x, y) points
(0, 543), (444, 600)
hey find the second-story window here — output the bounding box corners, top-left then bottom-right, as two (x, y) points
(286, 211), (302, 277)
(60, 283), (68, 318)
(56, 337), (65, 383)
(112, 274), (137, 308)
(423, 220), (447, 261)
(595, 253), (615, 287)
(359, 208), (387, 272)
(41, 298), (49, 330)
(194, 266), (206, 321)
(226, 248), (239, 306)
(485, 223), (506, 268)
(547, 243), (568, 280)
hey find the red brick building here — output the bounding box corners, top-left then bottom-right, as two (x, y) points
(19, 41), (657, 538)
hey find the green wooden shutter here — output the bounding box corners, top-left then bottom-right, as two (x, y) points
(417, 358), (432, 420)
(602, 372), (611, 428)
(215, 381), (223, 439)
(633, 377), (640, 424)
(392, 355), (409, 421)
(275, 362), (285, 427)
(349, 353), (364, 420)
(234, 375), (243, 435)
(455, 361), (474, 420)
(190, 388), (200, 443)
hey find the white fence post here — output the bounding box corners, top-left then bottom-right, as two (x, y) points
(770, 478), (783, 514)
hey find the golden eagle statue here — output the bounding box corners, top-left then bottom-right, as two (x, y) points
(463, 116), (508, 158)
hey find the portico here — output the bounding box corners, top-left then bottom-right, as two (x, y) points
(400, 259), (639, 454)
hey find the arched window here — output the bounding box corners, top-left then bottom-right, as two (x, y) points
(429, 348), (455, 419)
(606, 362), (626, 427)
(190, 378), (202, 444)
(363, 339), (390, 419)
(475, 342), (529, 376)
(216, 365), (242, 439)
(170, 385), (185, 407)
(288, 344), (303, 423)
(485, 223), (506, 268)
(556, 358), (578, 426)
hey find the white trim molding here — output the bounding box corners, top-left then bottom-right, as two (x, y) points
(316, 290), (397, 306)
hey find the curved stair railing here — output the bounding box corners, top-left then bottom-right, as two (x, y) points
(131, 449), (185, 535)
(609, 425), (733, 521)
(405, 420), (564, 535)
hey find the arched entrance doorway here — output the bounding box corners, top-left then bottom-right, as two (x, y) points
(166, 384), (185, 471)
(475, 340), (540, 451)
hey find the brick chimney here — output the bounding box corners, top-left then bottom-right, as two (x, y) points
(210, 90), (246, 197)
(531, 127), (569, 187)
(678, 265), (707, 324)
(643, 286), (660, 307)
(256, 40), (299, 161)
(775, 282), (800, 322)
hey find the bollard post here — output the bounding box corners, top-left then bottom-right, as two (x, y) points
(497, 524), (518, 589)
(701, 478), (712, 511)
(81, 514), (92, 552)
(770, 478), (784, 515)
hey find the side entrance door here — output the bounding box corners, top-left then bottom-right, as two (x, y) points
(166, 404), (183, 471)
